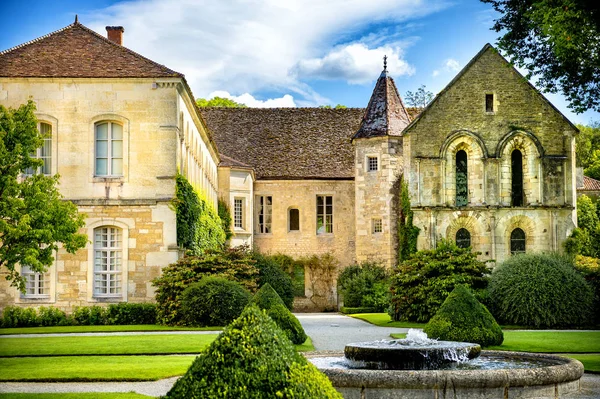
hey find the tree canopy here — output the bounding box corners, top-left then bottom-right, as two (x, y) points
(196, 97), (247, 108)
(575, 122), (600, 180)
(404, 85), (434, 108)
(482, 0), (600, 113)
(0, 101), (87, 290)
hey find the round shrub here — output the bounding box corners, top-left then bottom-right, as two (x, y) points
(489, 253), (594, 328)
(338, 262), (389, 311)
(164, 305), (342, 399)
(574, 255), (600, 322)
(181, 276), (251, 326)
(253, 252), (294, 310)
(424, 285), (503, 347)
(267, 304), (307, 345)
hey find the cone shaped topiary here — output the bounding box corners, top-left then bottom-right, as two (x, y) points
(251, 282), (287, 309)
(423, 285), (503, 347)
(163, 305), (341, 399)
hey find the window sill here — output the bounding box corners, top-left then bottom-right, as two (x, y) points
(93, 176), (124, 183)
(20, 296), (51, 301)
(92, 296), (123, 302)
(316, 233), (334, 237)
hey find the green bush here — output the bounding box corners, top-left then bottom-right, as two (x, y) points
(152, 246), (258, 325)
(1, 306), (39, 327)
(252, 282), (287, 309)
(389, 240), (490, 322)
(338, 262), (389, 311)
(164, 305), (341, 399)
(267, 304), (307, 345)
(339, 307), (380, 314)
(489, 253), (594, 328)
(253, 252), (294, 310)
(72, 306), (108, 325)
(424, 285), (503, 347)
(181, 276), (251, 326)
(270, 254), (306, 297)
(106, 303), (157, 325)
(574, 255), (600, 319)
(38, 306), (69, 326)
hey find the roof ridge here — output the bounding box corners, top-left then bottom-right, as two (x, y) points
(0, 23), (75, 55)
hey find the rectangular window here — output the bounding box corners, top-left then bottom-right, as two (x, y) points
(94, 227), (122, 297)
(367, 156), (378, 172)
(316, 195), (333, 234)
(234, 198), (244, 229)
(372, 218), (383, 234)
(25, 122), (52, 176)
(95, 122), (123, 176)
(256, 195), (272, 234)
(21, 265), (49, 298)
(485, 94), (494, 112)
(289, 208), (300, 231)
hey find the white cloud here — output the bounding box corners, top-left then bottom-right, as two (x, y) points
(83, 0), (450, 104)
(293, 43), (414, 84)
(208, 91), (296, 108)
(432, 58), (460, 77)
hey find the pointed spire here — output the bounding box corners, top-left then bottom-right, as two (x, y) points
(74, 14), (79, 24)
(353, 65), (412, 140)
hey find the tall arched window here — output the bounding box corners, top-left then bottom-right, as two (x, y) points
(456, 228), (471, 249)
(511, 149), (523, 206)
(95, 122), (123, 176)
(510, 228), (526, 255)
(456, 150), (468, 207)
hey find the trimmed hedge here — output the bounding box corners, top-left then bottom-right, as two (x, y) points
(253, 252), (294, 310)
(181, 276), (251, 326)
(424, 285), (503, 347)
(489, 253), (594, 328)
(339, 307), (380, 314)
(337, 262), (389, 311)
(267, 304), (307, 345)
(164, 305), (341, 399)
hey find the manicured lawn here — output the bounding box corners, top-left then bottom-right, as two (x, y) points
(0, 334), (218, 357)
(350, 313), (425, 328)
(0, 325), (220, 335)
(486, 331), (600, 353)
(562, 354), (600, 373)
(0, 355), (196, 381)
(0, 394), (153, 399)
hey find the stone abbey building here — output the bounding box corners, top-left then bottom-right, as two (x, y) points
(0, 20), (580, 311)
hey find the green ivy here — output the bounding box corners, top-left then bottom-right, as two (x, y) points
(218, 198), (233, 241)
(174, 175), (225, 254)
(397, 175), (420, 262)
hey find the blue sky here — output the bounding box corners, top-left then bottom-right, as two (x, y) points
(2, 0), (598, 125)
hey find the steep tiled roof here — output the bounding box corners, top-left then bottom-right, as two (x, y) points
(352, 68), (412, 140)
(219, 155), (253, 169)
(582, 175), (600, 191)
(0, 21), (182, 78)
(202, 108), (365, 180)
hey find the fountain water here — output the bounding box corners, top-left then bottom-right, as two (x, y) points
(308, 329), (584, 398)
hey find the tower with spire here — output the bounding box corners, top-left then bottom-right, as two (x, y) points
(352, 56), (413, 267)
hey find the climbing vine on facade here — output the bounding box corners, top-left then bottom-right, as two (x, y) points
(174, 174), (225, 253)
(397, 175), (419, 263)
(218, 199), (233, 241)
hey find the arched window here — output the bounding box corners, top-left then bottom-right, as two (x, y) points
(456, 150), (468, 207)
(456, 228), (471, 249)
(95, 122), (123, 176)
(511, 150), (523, 206)
(94, 226), (122, 297)
(510, 228), (526, 255)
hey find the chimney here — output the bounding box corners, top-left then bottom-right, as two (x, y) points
(106, 26), (125, 45)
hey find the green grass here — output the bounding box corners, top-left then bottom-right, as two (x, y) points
(0, 355), (196, 381)
(0, 325), (221, 335)
(295, 336), (314, 352)
(0, 394), (153, 399)
(0, 334), (218, 357)
(486, 331), (600, 353)
(349, 313), (425, 328)
(562, 354), (600, 373)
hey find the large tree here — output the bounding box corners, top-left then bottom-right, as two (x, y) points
(482, 0), (600, 113)
(0, 101), (87, 291)
(404, 85), (434, 109)
(196, 97), (247, 108)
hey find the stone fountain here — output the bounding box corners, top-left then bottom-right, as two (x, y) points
(308, 330), (584, 398)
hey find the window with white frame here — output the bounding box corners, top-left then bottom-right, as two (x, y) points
(316, 195), (333, 234)
(94, 227), (122, 297)
(25, 122), (52, 176)
(372, 218), (383, 234)
(256, 195), (272, 234)
(234, 198), (244, 229)
(367, 156), (378, 172)
(95, 122), (123, 176)
(21, 265), (49, 298)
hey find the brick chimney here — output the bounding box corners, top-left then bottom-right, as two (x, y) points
(106, 26), (125, 45)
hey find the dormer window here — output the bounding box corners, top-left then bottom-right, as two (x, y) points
(485, 94), (494, 113)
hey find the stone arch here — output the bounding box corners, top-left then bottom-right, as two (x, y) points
(496, 213), (536, 258)
(440, 130), (487, 206)
(444, 212), (485, 253)
(496, 131), (543, 206)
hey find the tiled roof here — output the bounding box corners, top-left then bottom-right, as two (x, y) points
(202, 108), (364, 180)
(582, 175), (600, 191)
(353, 69), (412, 140)
(0, 21), (182, 78)
(219, 155), (252, 169)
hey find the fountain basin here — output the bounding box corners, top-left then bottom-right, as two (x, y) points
(308, 351), (584, 399)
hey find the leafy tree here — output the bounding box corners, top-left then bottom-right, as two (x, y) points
(576, 122), (600, 168)
(404, 85), (434, 108)
(482, 0), (600, 113)
(0, 101), (87, 291)
(196, 97), (247, 108)
(319, 104), (347, 109)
